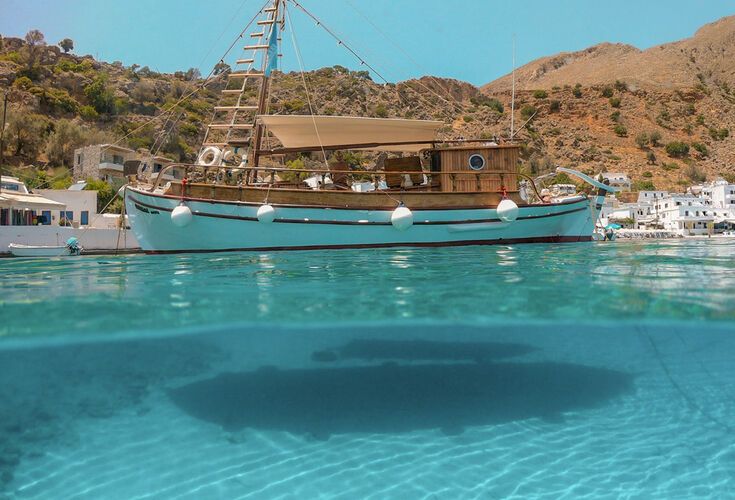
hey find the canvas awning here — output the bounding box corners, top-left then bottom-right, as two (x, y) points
(258, 115), (443, 152)
(0, 192), (66, 211)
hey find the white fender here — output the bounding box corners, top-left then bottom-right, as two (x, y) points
(497, 199), (519, 223)
(257, 204), (276, 224)
(171, 203), (193, 227)
(197, 146), (223, 167)
(391, 205), (413, 231)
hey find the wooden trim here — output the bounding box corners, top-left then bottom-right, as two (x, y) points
(132, 187), (587, 212)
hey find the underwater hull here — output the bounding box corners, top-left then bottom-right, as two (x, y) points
(125, 187), (600, 253)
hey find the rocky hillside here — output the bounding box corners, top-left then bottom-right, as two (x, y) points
(2, 17), (735, 191)
(478, 15), (735, 190)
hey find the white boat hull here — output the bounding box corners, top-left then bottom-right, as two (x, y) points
(9, 244), (74, 257)
(125, 187), (602, 253)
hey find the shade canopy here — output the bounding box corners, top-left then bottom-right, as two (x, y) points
(0, 192), (66, 210)
(259, 115), (443, 152)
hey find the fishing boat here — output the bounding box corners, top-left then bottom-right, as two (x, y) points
(9, 238), (83, 257)
(124, 0), (614, 253)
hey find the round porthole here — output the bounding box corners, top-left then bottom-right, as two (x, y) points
(468, 154), (486, 171)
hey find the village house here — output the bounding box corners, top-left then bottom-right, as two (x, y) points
(601, 172), (632, 192)
(73, 144), (179, 187)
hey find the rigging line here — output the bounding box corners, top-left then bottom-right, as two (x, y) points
(152, 111), (186, 157)
(285, 4), (329, 169)
(196, 0), (253, 71)
(107, 0), (270, 150)
(286, 0), (389, 84)
(288, 0), (459, 124)
(344, 0), (470, 115)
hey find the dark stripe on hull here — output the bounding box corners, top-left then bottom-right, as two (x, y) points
(127, 188), (588, 212)
(128, 195), (589, 226)
(143, 236), (591, 255)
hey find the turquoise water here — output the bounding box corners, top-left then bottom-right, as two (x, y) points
(1, 239), (734, 498)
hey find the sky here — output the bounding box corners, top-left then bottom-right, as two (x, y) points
(1, 0), (734, 86)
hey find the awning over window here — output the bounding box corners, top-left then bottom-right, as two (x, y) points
(0, 193), (66, 211)
(258, 115), (443, 152)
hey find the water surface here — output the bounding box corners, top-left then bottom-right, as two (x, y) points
(0, 240), (733, 498)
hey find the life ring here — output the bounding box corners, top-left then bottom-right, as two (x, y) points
(197, 146), (223, 167)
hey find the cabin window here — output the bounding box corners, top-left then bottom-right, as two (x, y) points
(468, 154), (485, 171)
(81, 211), (89, 225)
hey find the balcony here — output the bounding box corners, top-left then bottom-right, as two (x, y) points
(98, 162), (124, 175)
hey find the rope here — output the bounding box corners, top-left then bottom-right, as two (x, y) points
(115, 185), (127, 254)
(343, 0), (470, 116)
(106, 0), (270, 152)
(287, 0), (389, 84)
(285, 4), (329, 170)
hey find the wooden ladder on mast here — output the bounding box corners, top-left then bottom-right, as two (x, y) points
(201, 0), (283, 160)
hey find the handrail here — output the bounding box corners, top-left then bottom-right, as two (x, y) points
(148, 163), (519, 192)
(516, 173), (544, 201)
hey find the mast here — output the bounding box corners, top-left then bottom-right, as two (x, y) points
(201, 0), (282, 170)
(510, 35), (516, 142)
(252, 0), (283, 169)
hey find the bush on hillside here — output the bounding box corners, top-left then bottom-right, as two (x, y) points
(665, 141), (689, 158)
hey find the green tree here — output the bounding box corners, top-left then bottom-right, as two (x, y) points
(84, 73), (116, 114)
(709, 127), (729, 141)
(609, 97), (621, 108)
(520, 105), (537, 120)
(572, 83), (582, 98)
(84, 178), (115, 212)
(649, 130), (662, 147)
(6, 109), (47, 159)
(213, 62), (231, 75)
(691, 142), (708, 156)
(614, 80), (628, 92)
(58, 38), (74, 53)
(635, 132), (649, 149)
(665, 141), (689, 158)
(613, 124), (627, 137)
(684, 163), (706, 183)
(21, 29), (46, 79)
(601, 86), (614, 98)
(45, 120), (84, 167)
(633, 180), (656, 191)
(533, 89), (548, 99)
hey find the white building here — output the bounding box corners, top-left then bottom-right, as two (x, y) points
(701, 180), (735, 209)
(652, 194), (714, 236)
(636, 190), (669, 204)
(601, 172), (631, 192)
(1, 177), (139, 253)
(0, 176), (67, 226)
(36, 182), (98, 228)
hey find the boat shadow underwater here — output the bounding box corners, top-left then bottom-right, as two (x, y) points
(169, 339), (635, 438)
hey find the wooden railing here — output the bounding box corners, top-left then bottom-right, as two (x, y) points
(147, 163), (522, 194)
